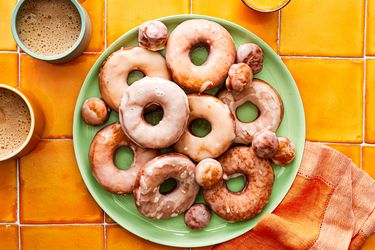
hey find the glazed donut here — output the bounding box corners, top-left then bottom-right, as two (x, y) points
(89, 123), (158, 194)
(218, 79), (284, 145)
(271, 136), (296, 166)
(226, 63), (253, 92)
(236, 43), (264, 74)
(252, 130), (279, 159)
(99, 46), (171, 111)
(166, 19), (236, 92)
(203, 146), (274, 222)
(174, 94), (235, 162)
(138, 20), (168, 51)
(81, 98), (109, 126)
(119, 77), (189, 149)
(184, 204), (211, 230)
(195, 158), (223, 189)
(134, 153), (199, 219)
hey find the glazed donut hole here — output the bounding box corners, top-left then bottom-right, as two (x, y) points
(271, 136), (296, 166)
(252, 130), (279, 159)
(226, 63), (253, 92)
(184, 204), (211, 230)
(189, 118), (212, 138)
(236, 43), (264, 74)
(81, 98), (110, 126)
(235, 102), (259, 123)
(195, 158), (223, 189)
(138, 20), (168, 51)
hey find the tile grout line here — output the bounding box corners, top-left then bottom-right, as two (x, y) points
(362, 0), (368, 169)
(190, 0), (193, 14)
(16, 159), (21, 250)
(282, 55), (365, 60)
(277, 10), (281, 55)
(0, 222), (117, 226)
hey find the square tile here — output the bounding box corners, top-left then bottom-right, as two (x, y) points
(367, 0), (375, 55)
(0, 160), (17, 222)
(0, 225), (18, 250)
(107, 0), (189, 46)
(365, 59), (375, 143)
(106, 225), (188, 250)
(362, 146), (375, 179)
(193, 0), (278, 51)
(0, 53), (18, 87)
(20, 140), (103, 223)
(283, 58), (363, 142)
(20, 54), (98, 138)
(81, 0), (105, 52)
(280, 0), (364, 56)
(325, 144), (361, 166)
(363, 234), (375, 250)
(21, 226), (103, 250)
(0, 0), (17, 50)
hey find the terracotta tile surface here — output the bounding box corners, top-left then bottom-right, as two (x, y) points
(107, 0), (189, 46)
(0, 0), (17, 50)
(280, 0), (364, 56)
(325, 144), (361, 167)
(365, 59), (375, 143)
(283, 58), (363, 142)
(20, 54), (99, 138)
(362, 146), (375, 179)
(21, 226), (104, 250)
(106, 225), (187, 250)
(0, 160), (17, 222)
(367, 0), (375, 55)
(20, 140), (103, 223)
(0, 53), (18, 87)
(193, 0), (278, 51)
(0, 225), (18, 250)
(81, 0), (105, 52)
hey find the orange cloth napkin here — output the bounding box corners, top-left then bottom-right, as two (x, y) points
(215, 142), (375, 250)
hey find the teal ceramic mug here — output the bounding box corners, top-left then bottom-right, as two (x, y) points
(11, 0), (92, 64)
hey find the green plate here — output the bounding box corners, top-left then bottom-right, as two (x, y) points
(73, 14), (305, 248)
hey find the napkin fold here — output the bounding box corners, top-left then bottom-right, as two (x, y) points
(215, 142), (375, 250)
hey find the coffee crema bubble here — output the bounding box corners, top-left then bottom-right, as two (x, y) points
(16, 0), (82, 56)
(0, 89), (31, 158)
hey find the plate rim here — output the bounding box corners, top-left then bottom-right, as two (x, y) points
(73, 14), (306, 248)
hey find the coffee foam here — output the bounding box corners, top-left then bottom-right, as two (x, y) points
(16, 0), (81, 56)
(0, 89), (31, 158)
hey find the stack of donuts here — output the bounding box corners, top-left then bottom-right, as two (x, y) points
(81, 19), (296, 229)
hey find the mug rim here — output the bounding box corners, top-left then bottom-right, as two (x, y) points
(241, 0), (291, 13)
(11, 0), (87, 62)
(0, 84), (36, 161)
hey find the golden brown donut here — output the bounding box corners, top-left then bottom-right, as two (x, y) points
(203, 146), (274, 222)
(166, 19), (236, 92)
(271, 136), (296, 166)
(119, 77), (189, 149)
(174, 94), (235, 162)
(99, 47), (171, 111)
(81, 98), (109, 126)
(218, 79), (284, 145)
(89, 123), (158, 194)
(133, 153), (199, 219)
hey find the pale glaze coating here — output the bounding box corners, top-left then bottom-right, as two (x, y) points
(252, 130), (279, 158)
(218, 79), (284, 144)
(134, 153), (199, 219)
(195, 158), (223, 189)
(138, 20), (168, 51)
(236, 43), (264, 74)
(166, 19), (236, 92)
(184, 204), (211, 230)
(119, 77), (189, 149)
(203, 146), (274, 222)
(271, 136), (296, 166)
(174, 94), (235, 162)
(89, 123), (159, 194)
(226, 63), (253, 92)
(99, 47), (171, 111)
(81, 98), (109, 126)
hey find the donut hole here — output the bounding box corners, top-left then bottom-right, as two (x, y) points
(159, 178), (178, 195)
(127, 70), (145, 85)
(236, 102), (259, 123)
(226, 174), (247, 193)
(189, 118), (212, 137)
(114, 146), (134, 170)
(190, 44), (210, 66)
(143, 104), (164, 126)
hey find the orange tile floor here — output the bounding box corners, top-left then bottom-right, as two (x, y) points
(0, 0), (374, 249)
